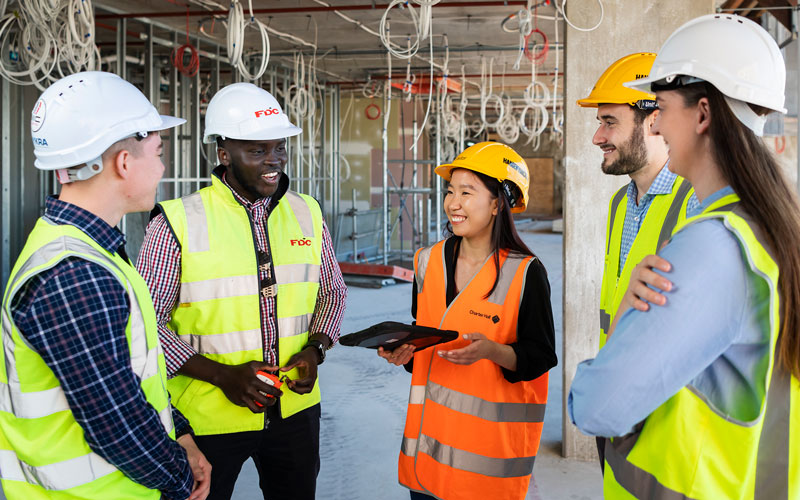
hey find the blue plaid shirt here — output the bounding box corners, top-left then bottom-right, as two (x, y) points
(619, 165), (699, 273)
(9, 197), (193, 499)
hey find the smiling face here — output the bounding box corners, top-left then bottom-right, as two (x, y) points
(444, 169), (498, 241)
(592, 103), (648, 176)
(218, 138), (288, 202)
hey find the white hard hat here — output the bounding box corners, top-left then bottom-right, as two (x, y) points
(625, 14), (786, 135)
(32, 71), (185, 172)
(203, 82), (301, 144)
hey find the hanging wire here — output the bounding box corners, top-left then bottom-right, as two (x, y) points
(227, 0), (269, 81)
(172, 6), (200, 77)
(556, 0), (604, 32)
(0, 0), (99, 89)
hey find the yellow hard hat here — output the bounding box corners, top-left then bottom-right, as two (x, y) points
(576, 52), (657, 108)
(435, 142), (529, 213)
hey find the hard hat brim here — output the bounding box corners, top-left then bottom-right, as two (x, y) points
(623, 75), (661, 95)
(203, 124), (303, 144)
(155, 115), (186, 131)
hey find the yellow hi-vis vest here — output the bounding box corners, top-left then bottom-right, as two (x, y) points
(599, 176), (693, 348)
(603, 193), (800, 499)
(0, 217), (174, 500)
(159, 175), (323, 434)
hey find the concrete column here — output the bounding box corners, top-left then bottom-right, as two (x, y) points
(562, 0), (714, 460)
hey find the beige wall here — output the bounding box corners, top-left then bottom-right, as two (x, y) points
(561, 0), (715, 460)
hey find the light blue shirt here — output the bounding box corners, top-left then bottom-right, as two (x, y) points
(618, 164), (700, 274)
(569, 186), (770, 437)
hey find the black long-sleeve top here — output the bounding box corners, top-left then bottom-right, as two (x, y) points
(408, 237), (558, 382)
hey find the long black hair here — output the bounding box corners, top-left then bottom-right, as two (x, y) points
(444, 169), (537, 298)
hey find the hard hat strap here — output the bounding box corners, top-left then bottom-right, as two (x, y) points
(650, 74), (705, 92)
(634, 100), (658, 111)
(724, 95), (767, 137)
(55, 156), (104, 184)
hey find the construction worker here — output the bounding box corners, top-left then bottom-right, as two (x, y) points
(137, 82), (347, 500)
(0, 71), (210, 499)
(577, 52), (697, 350)
(569, 14), (800, 498)
(576, 53), (698, 471)
(378, 142), (557, 500)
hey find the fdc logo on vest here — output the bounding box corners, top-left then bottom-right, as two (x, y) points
(290, 238), (312, 246)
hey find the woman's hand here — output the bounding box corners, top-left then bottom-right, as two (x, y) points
(438, 333), (517, 371)
(378, 344), (416, 366)
(609, 254), (673, 338)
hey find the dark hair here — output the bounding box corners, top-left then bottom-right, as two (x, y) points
(676, 82), (800, 379)
(444, 169), (537, 298)
(631, 105), (655, 126)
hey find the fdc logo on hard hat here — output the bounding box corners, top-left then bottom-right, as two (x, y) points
(254, 108), (281, 118)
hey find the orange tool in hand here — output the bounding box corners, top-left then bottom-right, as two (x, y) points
(254, 371), (284, 407)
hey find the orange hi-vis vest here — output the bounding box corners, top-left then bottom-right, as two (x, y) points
(399, 239), (549, 500)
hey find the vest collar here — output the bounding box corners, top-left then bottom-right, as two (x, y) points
(211, 165), (290, 210)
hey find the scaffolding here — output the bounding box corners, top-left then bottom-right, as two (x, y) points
(0, 4), (342, 290)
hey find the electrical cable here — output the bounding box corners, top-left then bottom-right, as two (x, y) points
(409, 17), (437, 149)
(379, 0), (421, 60)
(0, 0), (99, 88)
(550, 6), (562, 141)
(556, 0), (604, 32)
(171, 7), (200, 77)
(524, 3), (549, 65)
(479, 57), (504, 130)
(402, 37), (416, 102)
(227, 0), (269, 81)
(511, 7), (531, 70)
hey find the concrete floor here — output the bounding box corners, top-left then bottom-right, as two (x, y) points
(230, 221), (603, 499)
(0, 222), (602, 500)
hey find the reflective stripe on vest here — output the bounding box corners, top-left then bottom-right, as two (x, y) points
(603, 195), (798, 499)
(160, 176), (323, 433)
(599, 176), (693, 347)
(0, 219), (172, 499)
(177, 264), (321, 304)
(402, 434), (536, 479)
(407, 381), (546, 423)
(401, 240), (548, 499)
(0, 449), (118, 491)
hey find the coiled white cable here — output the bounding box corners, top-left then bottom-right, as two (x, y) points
(495, 95), (519, 144)
(0, 0), (100, 88)
(512, 8), (532, 71)
(557, 0), (604, 32)
(379, 1), (421, 60)
(68, 0), (94, 49)
(362, 76), (383, 99)
(479, 58), (504, 130)
(227, 0), (269, 81)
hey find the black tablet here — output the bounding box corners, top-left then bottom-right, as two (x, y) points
(339, 321), (459, 351)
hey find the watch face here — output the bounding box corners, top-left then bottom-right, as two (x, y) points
(308, 341), (325, 363)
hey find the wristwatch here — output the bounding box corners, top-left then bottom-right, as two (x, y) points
(304, 339), (326, 365)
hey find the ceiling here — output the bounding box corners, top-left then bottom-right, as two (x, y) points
(88, 0), (799, 97)
(91, 0), (566, 98)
